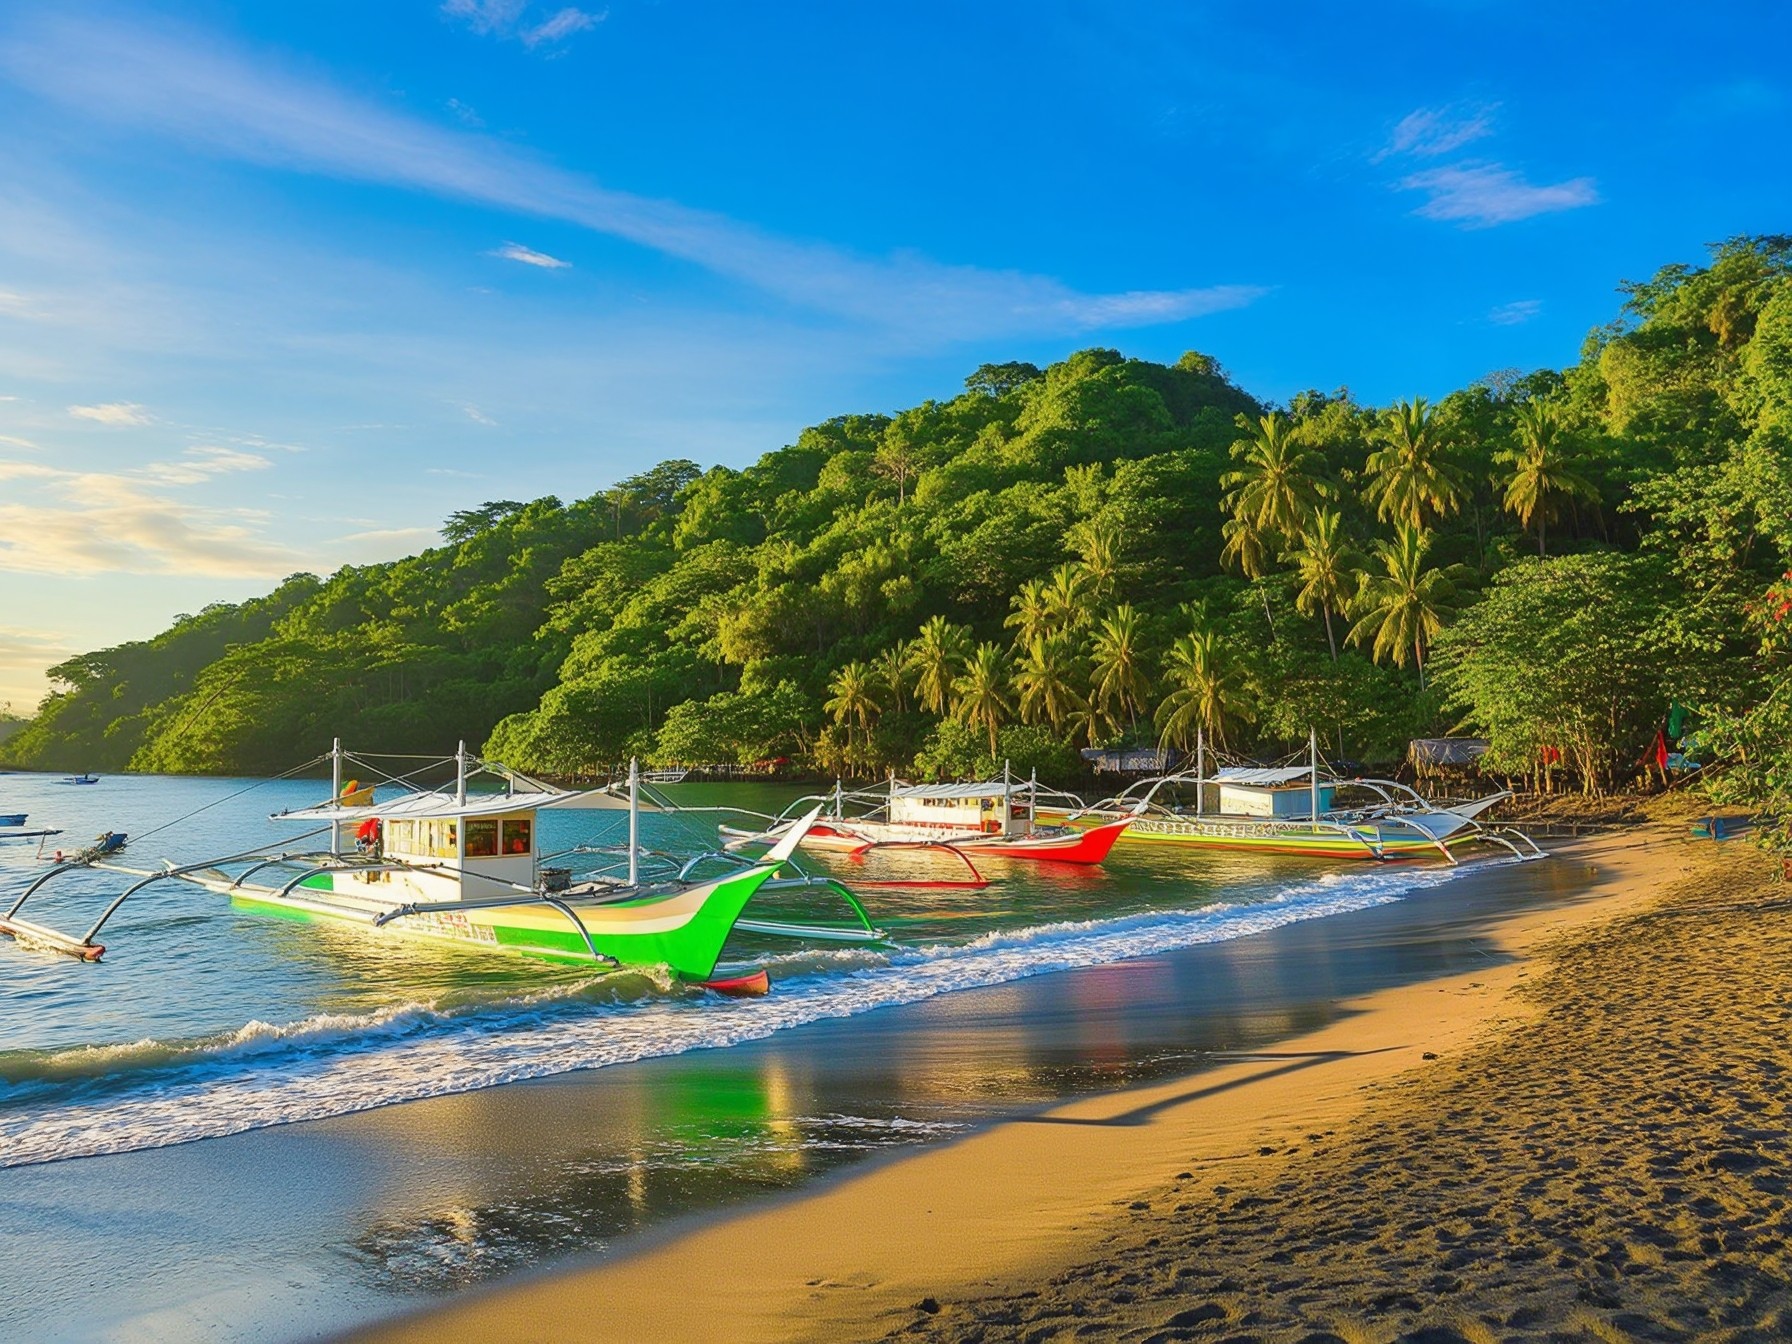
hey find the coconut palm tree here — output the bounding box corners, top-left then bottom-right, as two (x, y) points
(1362, 398), (1466, 530)
(1003, 577), (1055, 649)
(1284, 508), (1365, 660)
(952, 641), (1013, 757)
(872, 642), (912, 713)
(1499, 401), (1598, 555)
(1013, 632), (1086, 733)
(1347, 525), (1464, 688)
(1089, 604), (1151, 736)
(1155, 628), (1250, 750)
(1066, 517), (1125, 601)
(824, 661), (881, 761)
(1220, 411), (1333, 542)
(1041, 562), (1094, 632)
(912, 616), (972, 715)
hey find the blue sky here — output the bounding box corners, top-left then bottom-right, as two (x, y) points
(0, 0), (1787, 709)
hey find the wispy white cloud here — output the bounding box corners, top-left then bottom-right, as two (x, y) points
(490, 241), (570, 269)
(0, 433), (39, 450)
(440, 0), (527, 36)
(67, 400), (151, 425)
(1377, 103), (1496, 161)
(0, 452), (412, 579)
(1399, 163), (1598, 228)
(462, 404), (497, 426)
(1488, 298), (1542, 326)
(0, 14), (1259, 342)
(441, 1), (604, 49)
(0, 465), (303, 578)
(137, 444), (274, 486)
(445, 97), (484, 128)
(0, 289), (51, 320)
(523, 8), (603, 47)
(334, 525), (442, 548)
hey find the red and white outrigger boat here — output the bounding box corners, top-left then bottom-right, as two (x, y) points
(720, 773), (1131, 866)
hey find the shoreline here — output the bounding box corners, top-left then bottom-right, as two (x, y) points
(350, 828), (1721, 1344)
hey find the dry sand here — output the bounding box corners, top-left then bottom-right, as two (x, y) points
(351, 830), (1789, 1344)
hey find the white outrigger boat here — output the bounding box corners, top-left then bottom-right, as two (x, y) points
(0, 743), (885, 992)
(720, 770), (1131, 866)
(1041, 729), (1543, 864)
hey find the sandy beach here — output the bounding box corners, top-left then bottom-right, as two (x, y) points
(349, 828), (1789, 1344)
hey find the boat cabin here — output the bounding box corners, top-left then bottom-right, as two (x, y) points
(1211, 766), (1336, 819)
(280, 788), (548, 903)
(887, 781), (1025, 836)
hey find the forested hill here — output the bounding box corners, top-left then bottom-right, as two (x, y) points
(6, 240), (1791, 824)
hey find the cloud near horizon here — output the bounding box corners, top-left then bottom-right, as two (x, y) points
(0, 452), (427, 580)
(68, 401), (152, 425)
(0, 14), (1259, 344)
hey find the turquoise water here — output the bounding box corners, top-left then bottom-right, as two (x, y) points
(0, 770), (1493, 1169)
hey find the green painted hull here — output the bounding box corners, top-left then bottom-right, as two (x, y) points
(231, 864), (777, 980)
(1037, 811), (1447, 860)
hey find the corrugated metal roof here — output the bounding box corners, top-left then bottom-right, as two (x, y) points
(1211, 766), (1315, 786)
(891, 781), (1012, 800)
(274, 784), (652, 822)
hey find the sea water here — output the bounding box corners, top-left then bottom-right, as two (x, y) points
(0, 771), (1580, 1342)
(0, 771), (1495, 1170)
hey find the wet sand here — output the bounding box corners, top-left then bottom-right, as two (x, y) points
(355, 829), (1790, 1343)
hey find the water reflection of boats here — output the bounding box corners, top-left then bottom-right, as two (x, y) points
(1042, 730), (1544, 864)
(720, 773), (1130, 866)
(0, 744), (884, 984)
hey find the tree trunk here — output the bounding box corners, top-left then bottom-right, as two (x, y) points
(1323, 606), (1337, 661)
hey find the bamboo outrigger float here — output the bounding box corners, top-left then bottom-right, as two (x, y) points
(0, 743), (885, 990)
(1042, 729), (1545, 864)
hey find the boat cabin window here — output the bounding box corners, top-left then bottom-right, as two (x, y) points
(501, 818), (532, 856)
(464, 819), (499, 859)
(385, 818), (457, 858)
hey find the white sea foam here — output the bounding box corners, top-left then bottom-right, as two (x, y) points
(0, 860), (1496, 1167)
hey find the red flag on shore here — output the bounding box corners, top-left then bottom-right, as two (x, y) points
(1641, 729), (1668, 770)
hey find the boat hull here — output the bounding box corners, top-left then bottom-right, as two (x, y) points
(1035, 810), (1446, 860)
(729, 817), (1127, 865)
(228, 863), (778, 980)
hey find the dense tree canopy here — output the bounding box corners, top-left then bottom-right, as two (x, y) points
(6, 240), (1790, 833)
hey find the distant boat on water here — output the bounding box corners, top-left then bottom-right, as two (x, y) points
(61, 774), (99, 785)
(0, 813), (26, 826)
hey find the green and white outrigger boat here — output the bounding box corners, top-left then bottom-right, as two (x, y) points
(0, 743), (884, 990)
(1043, 729), (1545, 864)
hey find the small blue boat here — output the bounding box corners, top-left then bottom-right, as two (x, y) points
(0, 813), (25, 826)
(62, 774), (99, 785)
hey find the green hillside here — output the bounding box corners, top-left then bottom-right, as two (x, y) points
(5, 239), (1789, 834)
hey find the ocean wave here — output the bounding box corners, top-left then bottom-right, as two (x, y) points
(0, 859), (1503, 1168)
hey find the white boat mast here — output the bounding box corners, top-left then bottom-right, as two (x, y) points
(1309, 726), (1319, 823)
(1195, 727), (1205, 818)
(456, 740), (468, 808)
(628, 756), (640, 888)
(330, 737), (343, 855)
(1028, 767), (1037, 836)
